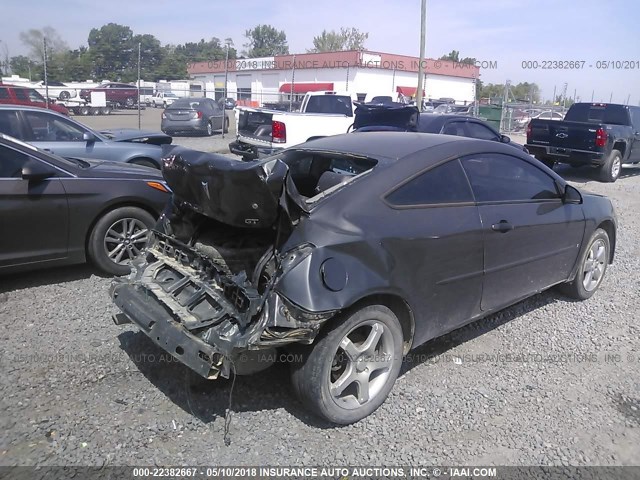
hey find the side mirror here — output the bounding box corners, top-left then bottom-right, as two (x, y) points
(500, 134), (511, 143)
(83, 132), (96, 142)
(22, 159), (56, 181)
(563, 184), (583, 204)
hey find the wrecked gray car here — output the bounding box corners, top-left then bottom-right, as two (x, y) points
(111, 132), (616, 424)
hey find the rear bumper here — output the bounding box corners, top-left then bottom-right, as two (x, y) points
(229, 140), (283, 160)
(111, 280), (226, 379)
(525, 144), (605, 166)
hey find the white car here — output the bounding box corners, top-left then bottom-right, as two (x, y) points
(516, 110), (564, 128)
(149, 92), (179, 108)
(32, 81), (77, 100)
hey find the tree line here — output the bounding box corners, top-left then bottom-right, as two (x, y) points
(5, 26), (543, 103)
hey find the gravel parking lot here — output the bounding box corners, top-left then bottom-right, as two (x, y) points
(1, 147), (639, 465)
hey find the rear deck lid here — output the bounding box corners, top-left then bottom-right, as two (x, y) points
(353, 104), (420, 131)
(161, 146), (290, 228)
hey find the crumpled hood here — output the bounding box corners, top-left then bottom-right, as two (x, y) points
(353, 104), (420, 131)
(99, 128), (172, 145)
(161, 146), (299, 229)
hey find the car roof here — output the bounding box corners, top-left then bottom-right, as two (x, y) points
(0, 104), (65, 115)
(293, 131), (470, 161)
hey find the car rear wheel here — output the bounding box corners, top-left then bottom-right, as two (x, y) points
(125, 97), (135, 107)
(223, 117), (229, 133)
(599, 149), (622, 182)
(558, 228), (610, 300)
(290, 305), (403, 424)
(88, 207), (155, 276)
(58, 90), (71, 100)
(206, 121), (213, 136)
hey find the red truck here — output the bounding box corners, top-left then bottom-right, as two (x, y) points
(0, 83), (69, 115)
(79, 82), (138, 108)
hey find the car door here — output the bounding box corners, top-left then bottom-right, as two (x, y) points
(0, 144), (69, 267)
(20, 110), (108, 159)
(460, 153), (585, 312)
(383, 158), (484, 344)
(628, 107), (640, 162)
(209, 100), (224, 129)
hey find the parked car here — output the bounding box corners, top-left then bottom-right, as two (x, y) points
(32, 80), (78, 100)
(230, 91), (356, 160)
(516, 110), (564, 129)
(161, 97), (228, 136)
(0, 84), (69, 115)
(0, 133), (170, 275)
(352, 104), (528, 153)
(219, 97), (237, 110)
(111, 132), (616, 425)
(149, 91), (179, 108)
(0, 106), (171, 169)
(79, 82), (138, 108)
(526, 102), (640, 182)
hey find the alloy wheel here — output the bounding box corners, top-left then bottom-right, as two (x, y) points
(103, 218), (150, 265)
(582, 238), (607, 292)
(329, 320), (396, 410)
(611, 155), (621, 180)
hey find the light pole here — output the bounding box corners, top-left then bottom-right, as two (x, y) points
(416, 0), (426, 111)
(223, 40), (231, 139)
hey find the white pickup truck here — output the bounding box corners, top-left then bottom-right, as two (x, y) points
(229, 91), (356, 160)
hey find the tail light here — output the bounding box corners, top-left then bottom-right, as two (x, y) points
(272, 121), (286, 143)
(190, 111), (203, 119)
(595, 127), (607, 147)
(526, 122), (532, 141)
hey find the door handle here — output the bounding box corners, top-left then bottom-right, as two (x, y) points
(491, 220), (514, 233)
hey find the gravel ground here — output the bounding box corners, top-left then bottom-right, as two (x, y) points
(1, 165), (639, 467)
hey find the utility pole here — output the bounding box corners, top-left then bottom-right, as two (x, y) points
(591, 90), (594, 102)
(609, 92), (613, 102)
(43, 38), (49, 109)
(137, 42), (141, 130)
(222, 40), (231, 139)
(416, 0), (426, 111)
(289, 54), (296, 112)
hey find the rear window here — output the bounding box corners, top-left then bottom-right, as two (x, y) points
(169, 99), (201, 109)
(564, 104), (631, 125)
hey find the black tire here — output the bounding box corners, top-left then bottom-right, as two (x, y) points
(79, 106), (91, 116)
(124, 97), (135, 108)
(58, 90), (71, 100)
(130, 158), (159, 169)
(206, 121), (213, 136)
(557, 228), (610, 300)
(101, 106), (112, 115)
(599, 149), (622, 183)
(91, 107), (101, 115)
(290, 304), (403, 425)
(223, 117), (229, 133)
(88, 207), (156, 276)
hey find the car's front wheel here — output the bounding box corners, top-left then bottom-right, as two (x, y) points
(88, 207), (155, 276)
(291, 304), (403, 425)
(558, 228), (610, 300)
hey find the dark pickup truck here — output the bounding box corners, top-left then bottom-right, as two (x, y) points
(525, 103), (640, 182)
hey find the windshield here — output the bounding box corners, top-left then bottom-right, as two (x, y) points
(168, 99), (201, 109)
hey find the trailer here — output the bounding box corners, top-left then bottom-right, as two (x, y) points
(57, 92), (114, 116)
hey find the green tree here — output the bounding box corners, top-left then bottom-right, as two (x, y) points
(308, 27), (368, 52)
(9, 55), (41, 80)
(439, 50), (476, 65)
(87, 23), (135, 80)
(243, 25), (288, 57)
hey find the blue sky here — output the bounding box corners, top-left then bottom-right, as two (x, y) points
(2, 0), (639, 104)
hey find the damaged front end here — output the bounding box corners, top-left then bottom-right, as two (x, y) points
(110, 148), (337, 379)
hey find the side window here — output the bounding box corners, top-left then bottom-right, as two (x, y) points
(0, 145), (29, 178)
(0, 87), (9, 99)
(13, 89), (28, 101)
(461, 154), (560, 202)
(630, 108), (640, 129)
(24, 111), (86, 142)
(465, 121), (499, 141)
(0, 111), (23, 139)
(441, 121), (467, 137)
(386, 159), (474, 206)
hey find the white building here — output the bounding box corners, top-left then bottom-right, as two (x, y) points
(187, 50), (480, 107)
